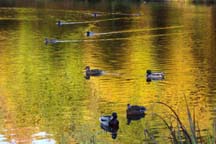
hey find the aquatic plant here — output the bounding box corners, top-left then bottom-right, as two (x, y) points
(146, 97), (216, 144)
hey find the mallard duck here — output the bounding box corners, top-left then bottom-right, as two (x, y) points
(86, 31), (94, 37)
(99, 112), (118, 126)
(99, 112), (119, 139)
(85, 66), (104, 76)
(44, 38), (57, 45)
(91, 13), (101, 17)
(127, 104), (146, 115)
(57, 20), (62, 27)
(146, 70), (164, 81)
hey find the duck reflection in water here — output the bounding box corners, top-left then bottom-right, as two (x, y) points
(84, 66), (104, 80)
(99, 112), (119, 139)
(126, 104), (146, 125)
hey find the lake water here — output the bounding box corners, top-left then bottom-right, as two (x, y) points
(0, 1), (216, 143)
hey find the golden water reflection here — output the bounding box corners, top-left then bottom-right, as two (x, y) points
(0, 1), (216, 143)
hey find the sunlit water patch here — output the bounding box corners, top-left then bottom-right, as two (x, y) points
(0, 1), (216, 143)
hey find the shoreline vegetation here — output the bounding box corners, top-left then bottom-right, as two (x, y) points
(144, 98), (216, 144)
(77, 98), (216, 144)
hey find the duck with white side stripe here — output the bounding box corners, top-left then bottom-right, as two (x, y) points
(99, 112), (119, 139)
(146, 69), (164, 82)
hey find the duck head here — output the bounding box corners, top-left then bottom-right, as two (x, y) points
(127, 104), (131, 109)
(112, 112), (117, 119)
(45, 38), (49, 45)
(85, 66), (90, 70)
(85, 66), (91, 76)
(146, 70), (152, 75)
(86, 31), (94, 37)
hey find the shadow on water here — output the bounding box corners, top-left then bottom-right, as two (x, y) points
(0, 0), (142, 11)
(87, 8), (136, 70)
(1, 0), (216, 9)
(0, 8), (19, 31)
(149, 4), (178, 65)
(192, 0), (216, 5)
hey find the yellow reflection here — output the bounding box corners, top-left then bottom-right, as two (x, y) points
(0, 3), (215, 144)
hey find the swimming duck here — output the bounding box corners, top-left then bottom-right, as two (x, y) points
(86, 31), (94, 37)
(85, 66), (104, 76)
(45, 38), (57, 45)
(99, 112), (119, 127)
(126, 104), (146, 115)
(91, 13), (101, 17)
(57, 20), (62, 27)
(146, 70), (164, 81)
(99, 112), (119, 139)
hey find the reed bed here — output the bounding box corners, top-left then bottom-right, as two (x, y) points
(146, 96), (216, 144)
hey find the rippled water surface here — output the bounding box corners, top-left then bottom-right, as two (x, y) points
(0, 1), (216, 143)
